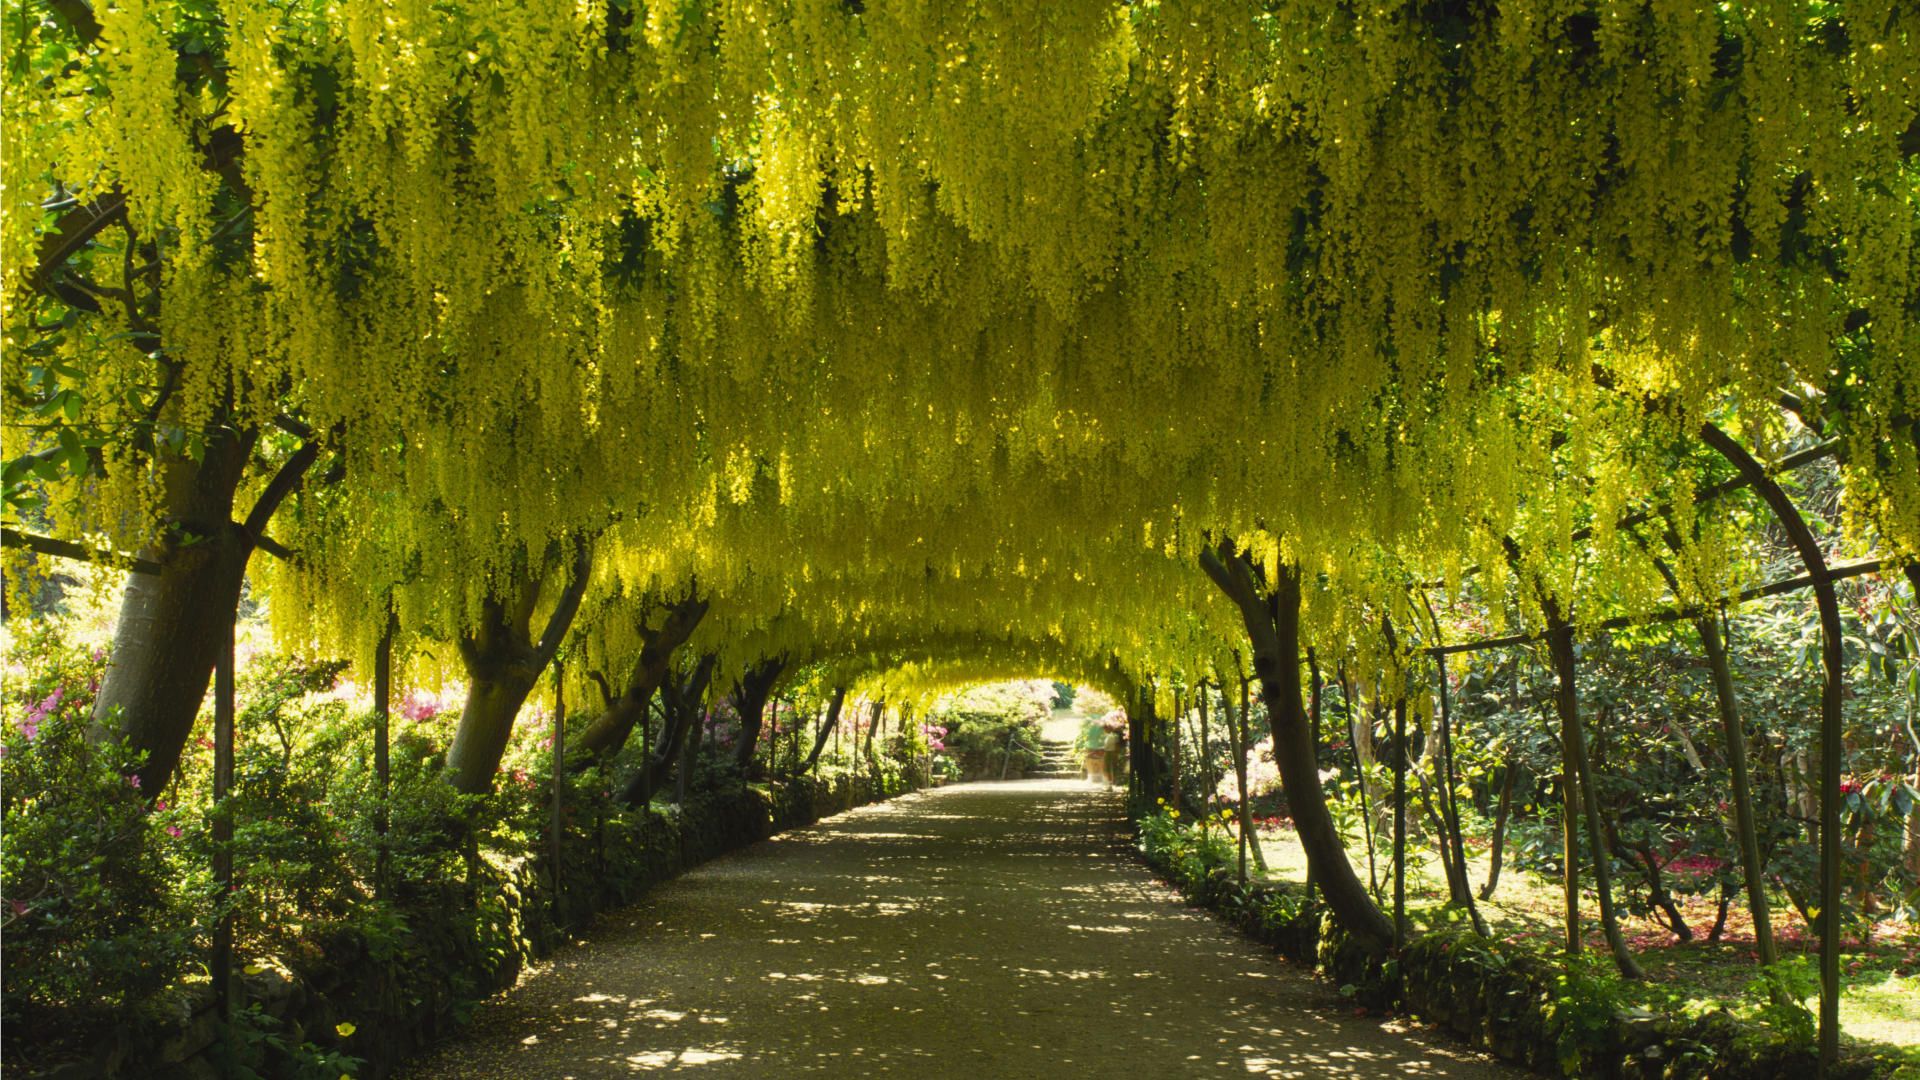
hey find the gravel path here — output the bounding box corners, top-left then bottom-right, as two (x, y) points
(397, 780), (1523, 1079)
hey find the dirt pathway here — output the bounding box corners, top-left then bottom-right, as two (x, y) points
(397, 781), (1523, 1079)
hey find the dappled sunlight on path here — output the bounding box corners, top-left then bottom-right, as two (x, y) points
(398, 781), (1521, 1079)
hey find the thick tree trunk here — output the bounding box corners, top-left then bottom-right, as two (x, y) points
(443, 541), (593, 795)
(1303, 658), (1318, 896)
(572, 590), (708, 763)
(91, 427), (326, 798)
(731, 656), (788, 772)
(1128, 684), (1153, 812)
(99, 524), (253, 797)
(803, 686), (848, 773)
(1201, 543), (1394, 955)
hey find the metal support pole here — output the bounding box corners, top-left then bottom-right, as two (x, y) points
(550, 660), (565, 919)
(1393, 691), (1407, 951)
(213, 611), (235, 1064)
(374, 605), (393, 894)
(1702, 424), (1846, 1074)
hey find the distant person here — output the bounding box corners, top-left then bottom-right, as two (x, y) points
(1102, 722), (1125, 789)
(1079, 715), (1108, 785)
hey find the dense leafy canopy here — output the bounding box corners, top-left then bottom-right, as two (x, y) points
(4, 0), (1915, 702)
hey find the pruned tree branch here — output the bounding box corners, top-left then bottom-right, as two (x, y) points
(2, 526), (161, 575)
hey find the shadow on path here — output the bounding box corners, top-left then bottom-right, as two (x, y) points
(398, 781), (1521, 1079)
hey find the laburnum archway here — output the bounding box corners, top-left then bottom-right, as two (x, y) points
(3, 1), (1914, 1071)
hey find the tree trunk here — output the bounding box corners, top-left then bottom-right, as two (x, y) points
(1344, 668), (1379, 897)
(93, 431), (256, 797)
(1434, 655), (1488, 934)
(1393, 689), (1408, 948)
(443, 540), (593, 795)
(1200, 542), (1394, 954)
(1619, 831), (1692, 942)
(1222, 675), (1251, 884)
(1697, 613), (1781, 972)
(862, 700), (883, 766)
(625, 652), (716, 805)
(803, 686), (848, 773)
(572, 590), (708, 763)
(1549, 620), (1646, 979)
(731, 656), (788, 772)
(1479, 764), (1516, 900)
(1633, 517), (1784, 974)
(1129, 684), (1155, 812)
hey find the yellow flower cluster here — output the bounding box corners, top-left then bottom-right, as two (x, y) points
(4, 0), (1913, 697)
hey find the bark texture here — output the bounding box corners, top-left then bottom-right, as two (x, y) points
(443, 541), (593, 795)
(572, 590), (709, 763)
(623, 652), (717, 806)
(1547, 618), (1645, 979)
(1200, 541), (1394, 955)
(730, 656), (789, 771)
(91, 428), (324, 797)
(802, 686), (849, 774)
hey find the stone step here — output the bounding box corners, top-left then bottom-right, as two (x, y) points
(1029, 738), (1081, 777)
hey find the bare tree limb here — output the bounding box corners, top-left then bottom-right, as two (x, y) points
(243, 438), (324, 537)
(2, 526), (160, 574)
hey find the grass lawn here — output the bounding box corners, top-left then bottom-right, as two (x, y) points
(1229, 818), (1920, 1048)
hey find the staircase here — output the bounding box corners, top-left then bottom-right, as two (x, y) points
(1027, 736), (1080, 779)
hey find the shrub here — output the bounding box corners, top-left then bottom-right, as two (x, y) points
(0, 623), (200, 1037)
(1137, 802), (1235, 896)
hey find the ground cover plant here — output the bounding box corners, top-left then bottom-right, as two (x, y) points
(1138, 556), (1920, 1066)
(4, 1), (1918, 1076)
(0, 604), (921, 1075)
